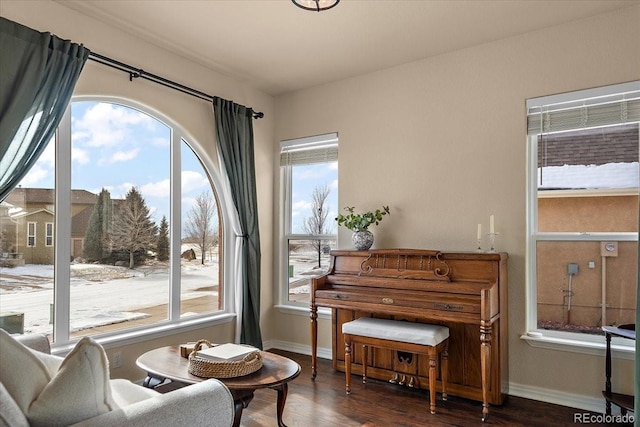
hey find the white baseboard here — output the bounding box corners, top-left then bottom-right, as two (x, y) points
(264, 340), (614, 414)
(507, 382), (608, 413)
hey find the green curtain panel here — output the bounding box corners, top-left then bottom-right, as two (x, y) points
(213, 97), (263, 349)
(0, 17), (89, 201)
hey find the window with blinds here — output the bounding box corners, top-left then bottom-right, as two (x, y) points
(280, 133), (338, 306)
(525, 82), (638, 340)
(527, 85), (640, 135)
(280, 133), (338, 166)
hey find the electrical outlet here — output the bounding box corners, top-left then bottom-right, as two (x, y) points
(112, 351), (122, 368)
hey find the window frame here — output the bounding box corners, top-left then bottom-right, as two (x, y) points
(278, 133), (338, 312)
(47, 96), (237, 351)
(524, 82), (639, 358)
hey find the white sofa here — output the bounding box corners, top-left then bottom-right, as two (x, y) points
(0, 330), (234, 427)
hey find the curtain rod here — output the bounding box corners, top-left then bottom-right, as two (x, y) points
(87, 51), (264, 119)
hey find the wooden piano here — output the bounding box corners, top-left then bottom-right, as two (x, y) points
(310, 249), (508, 421)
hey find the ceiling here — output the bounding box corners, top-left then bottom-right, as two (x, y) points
(56, 0), (637, 96)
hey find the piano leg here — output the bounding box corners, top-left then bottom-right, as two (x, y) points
(480, 323), (492, 422)
(362, 344), (368, 384)
(441, 342), (448, 401)
(344, 341), (352, 394)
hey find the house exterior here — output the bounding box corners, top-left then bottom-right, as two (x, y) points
(536, 124), (638, 329)
(2, 188), (98, 264)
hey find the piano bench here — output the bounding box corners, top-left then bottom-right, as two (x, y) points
(342, 317), (449, 415)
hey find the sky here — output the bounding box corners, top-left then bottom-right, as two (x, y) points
(291, 161), (339, 234)
(17, 101), (214, 228)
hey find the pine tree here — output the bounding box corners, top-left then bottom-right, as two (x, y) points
(156, 215), (169, 262)
(84, 188), (111, 262)
(108, 187), (157, 269)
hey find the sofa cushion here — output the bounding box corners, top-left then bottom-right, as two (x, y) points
(0, 381), (29, 427)
(110, 378), (159, 407)
(28, 336), (116, 427)
(0, 329), (52, 412)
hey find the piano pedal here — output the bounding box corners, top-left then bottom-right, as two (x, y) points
(398, 375), (406, 386)
(389, 372), (399, 384)
(407, 376), (418, 388)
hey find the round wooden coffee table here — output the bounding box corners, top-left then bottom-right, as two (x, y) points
(136, 345), (301, 427)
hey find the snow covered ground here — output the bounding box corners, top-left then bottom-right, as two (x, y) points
(0, 261), (218, 335)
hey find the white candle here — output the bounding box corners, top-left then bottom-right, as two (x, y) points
(490, 215), (495, 234)
(477, 223), (482, 240)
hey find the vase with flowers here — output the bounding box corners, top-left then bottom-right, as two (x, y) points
(335, 205), (390, 251)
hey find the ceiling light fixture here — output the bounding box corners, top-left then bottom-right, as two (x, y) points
(292, 0), (340, 12)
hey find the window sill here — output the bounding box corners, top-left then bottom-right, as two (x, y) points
(52, 313), (236, 355)
(275, 304), (331, 320)
(520, 331), (635, 361)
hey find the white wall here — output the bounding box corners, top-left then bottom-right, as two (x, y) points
(273, 5), (639, 410)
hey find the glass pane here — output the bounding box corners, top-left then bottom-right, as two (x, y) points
(537, 124), (639, 232)
(0, 138), (55, 340)
(287, 238), (337, 303)
(537, 240), (637, 334)
(290, 162), (338, 235)
(180, 142), (222, 317)
(70, 101), (171, 338)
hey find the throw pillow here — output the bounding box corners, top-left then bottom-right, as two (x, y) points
(0, 329), (52, 413)
(28, 336), (116, 427)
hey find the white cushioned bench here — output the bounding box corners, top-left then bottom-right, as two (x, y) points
(342, 317), (449, 414)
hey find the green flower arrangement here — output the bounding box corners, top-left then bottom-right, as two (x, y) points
(335, 206), (391, 232)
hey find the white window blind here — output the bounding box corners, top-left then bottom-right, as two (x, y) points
(280, 133), (338, 166)
(527, 82), (640, 135)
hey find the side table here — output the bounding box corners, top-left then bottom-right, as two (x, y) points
(136, 346), (301, 427)
(601, 324), (635, 415)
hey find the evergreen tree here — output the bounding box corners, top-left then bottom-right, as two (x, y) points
(156, 215), (169, 262)
(108, 187), (157, 269)
(84, 188), (111, 262)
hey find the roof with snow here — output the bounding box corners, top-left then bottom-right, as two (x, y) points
(538, 124), (638, 191)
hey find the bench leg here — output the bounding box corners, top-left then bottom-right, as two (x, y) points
(345, 341), (352, 394)
(362, 345), (368, 384)
(428, 352), (437, 414)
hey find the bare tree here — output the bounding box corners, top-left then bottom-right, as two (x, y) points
(184, 191), (218, 265)
(302, 184), (332, 267)
(108, 187), (157, 269)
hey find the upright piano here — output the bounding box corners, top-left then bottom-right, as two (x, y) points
(310, 249), (508, 421)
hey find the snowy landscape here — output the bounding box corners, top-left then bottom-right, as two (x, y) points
(0, 259), (219, 336)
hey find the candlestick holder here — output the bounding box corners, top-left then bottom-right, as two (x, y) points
(476, 237), (483, 252)
(487, 232), (499, 253)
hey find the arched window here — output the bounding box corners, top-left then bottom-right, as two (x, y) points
(0, 98), (231, 345)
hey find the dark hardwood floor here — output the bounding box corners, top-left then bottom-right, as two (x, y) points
(239, 349), (617, 427)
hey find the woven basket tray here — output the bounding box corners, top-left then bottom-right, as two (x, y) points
(188, 339), (262, 378)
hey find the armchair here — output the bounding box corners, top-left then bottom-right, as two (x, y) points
(0, 331), (234, 427)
